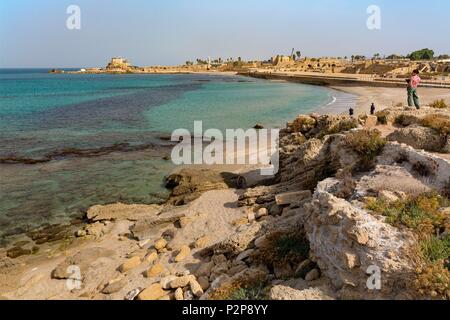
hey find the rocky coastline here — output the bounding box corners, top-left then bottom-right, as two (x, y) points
(1, 104), (450, 300)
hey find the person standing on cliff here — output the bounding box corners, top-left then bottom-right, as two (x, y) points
(407, 69), (421, 109)
(370, 103), (376, 115)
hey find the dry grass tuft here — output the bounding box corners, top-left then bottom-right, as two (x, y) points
(429, 99), (448, 109)
(420, 114), (450, 135)
(345, 129), (387, 171)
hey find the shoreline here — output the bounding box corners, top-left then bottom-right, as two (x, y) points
(0, 74), (359, 245)
(1, 102), (450, 299)
(331, 85), (450, 114)
(238, 71), (450, 115)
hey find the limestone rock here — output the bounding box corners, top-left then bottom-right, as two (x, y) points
(364, 115), (378, 128)
(124, 288), (142, 301)
(275, 190), (312, 206)
(270, 284), (334, 300)
(130, 212), (185, 240)
(236, 249), (254, 262)
(160, 275), (177, 290)
(144, 263), (164, 278)
(85, 222), (106, 238)
(197, 276), (210, 291)
(179, 217), (192, 228)
(51, 247), (115, 280)
(174, 288), (184, 300)
(213, 223), (262, 256)
(119, 256), (142, 273)
(145, 251), (158, 263)
(175, 245), (191, 262)
(137, 283), (166, 300)
(305, 269), (320, 281)
(194, 236), (209, 248)
(247, 211), (256, 224)
(169, 275), (196, 289)
(102, 276), (127, 294)
(255, 208), (269, 219)
(154, 238), (167, 252)
(184, 290), (195, 300)
(190, 279), (204, 297)
(87, 203), (161, 222)
(302, 189), (417, 298)
(196, 261), (215, 277)
(387, 125), (445, 152)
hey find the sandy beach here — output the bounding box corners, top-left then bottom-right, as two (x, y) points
(332, 85), (450, 114)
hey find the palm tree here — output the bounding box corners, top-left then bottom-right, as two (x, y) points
(351, 55), (355, 63)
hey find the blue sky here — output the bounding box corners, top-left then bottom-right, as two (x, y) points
(1, 0), (449, 67)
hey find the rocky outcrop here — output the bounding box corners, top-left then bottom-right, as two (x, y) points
(387, 126), (445, 152)
(51, 247), (115, 280)
(165, 168), (238, 205)
(279, 135), (359, 189)
(130, 210), (185, 240)
(270, 278), (335, 300)
(301, 189), (417, 299)
(87, 203), (162, 222)
(380, 142), (450, 191)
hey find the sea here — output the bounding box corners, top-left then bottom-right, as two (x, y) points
(0, 68), (356, 243)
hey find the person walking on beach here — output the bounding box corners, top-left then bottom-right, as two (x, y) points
(407, 69), (421, 109)
(370, 103), (376, 115)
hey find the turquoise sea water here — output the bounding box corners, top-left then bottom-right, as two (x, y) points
(0, 69), (351, 242)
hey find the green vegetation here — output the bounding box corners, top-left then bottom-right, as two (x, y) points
(317, 119), (358, 139)
(367, 192), (450, 298)
(366, 192), (448, 236)
(223, 282), (269, 300)
(345, 129), (387, 171)
(408, 48), (435, 61)
(437, 54), (450, 60)
(259, 230), (310, 266)
(209, 276), (269, 300)
(386, 54), (405, 60)
(393, 114), (419, 127)
(421, 235), (450, 263)
(429, 99), (448, 109)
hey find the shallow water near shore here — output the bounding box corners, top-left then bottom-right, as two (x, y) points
(0, 69), (355, 243)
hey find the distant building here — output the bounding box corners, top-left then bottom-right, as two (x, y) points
(271, 55), (293, 66)
(106, 57), (131, 71)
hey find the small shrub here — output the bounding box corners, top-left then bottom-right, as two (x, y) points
(394, 114), (407, 126)
(393, 114), (421, 127)
(292, 116), (316, 133)
(420, 235), (450, 263)
(209, 276), (269, 300)
(415, 261), (450, 298)
(366, 192), (448, 237)
(367, 192), (450, 298)
(345, 129), (387, 171)
(258, 230), (310, 266)
(320, 119), (358, 138)
(420, 114), (450, 135)
(412, 161), (432, 177)
(429, 99), (448, 109)
(375, 111), (388, 124)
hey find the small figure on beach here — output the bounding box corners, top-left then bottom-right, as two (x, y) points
(407, 69), (421, 109)
(370, 103), (376, 115)
(349, 106), (354, 117)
